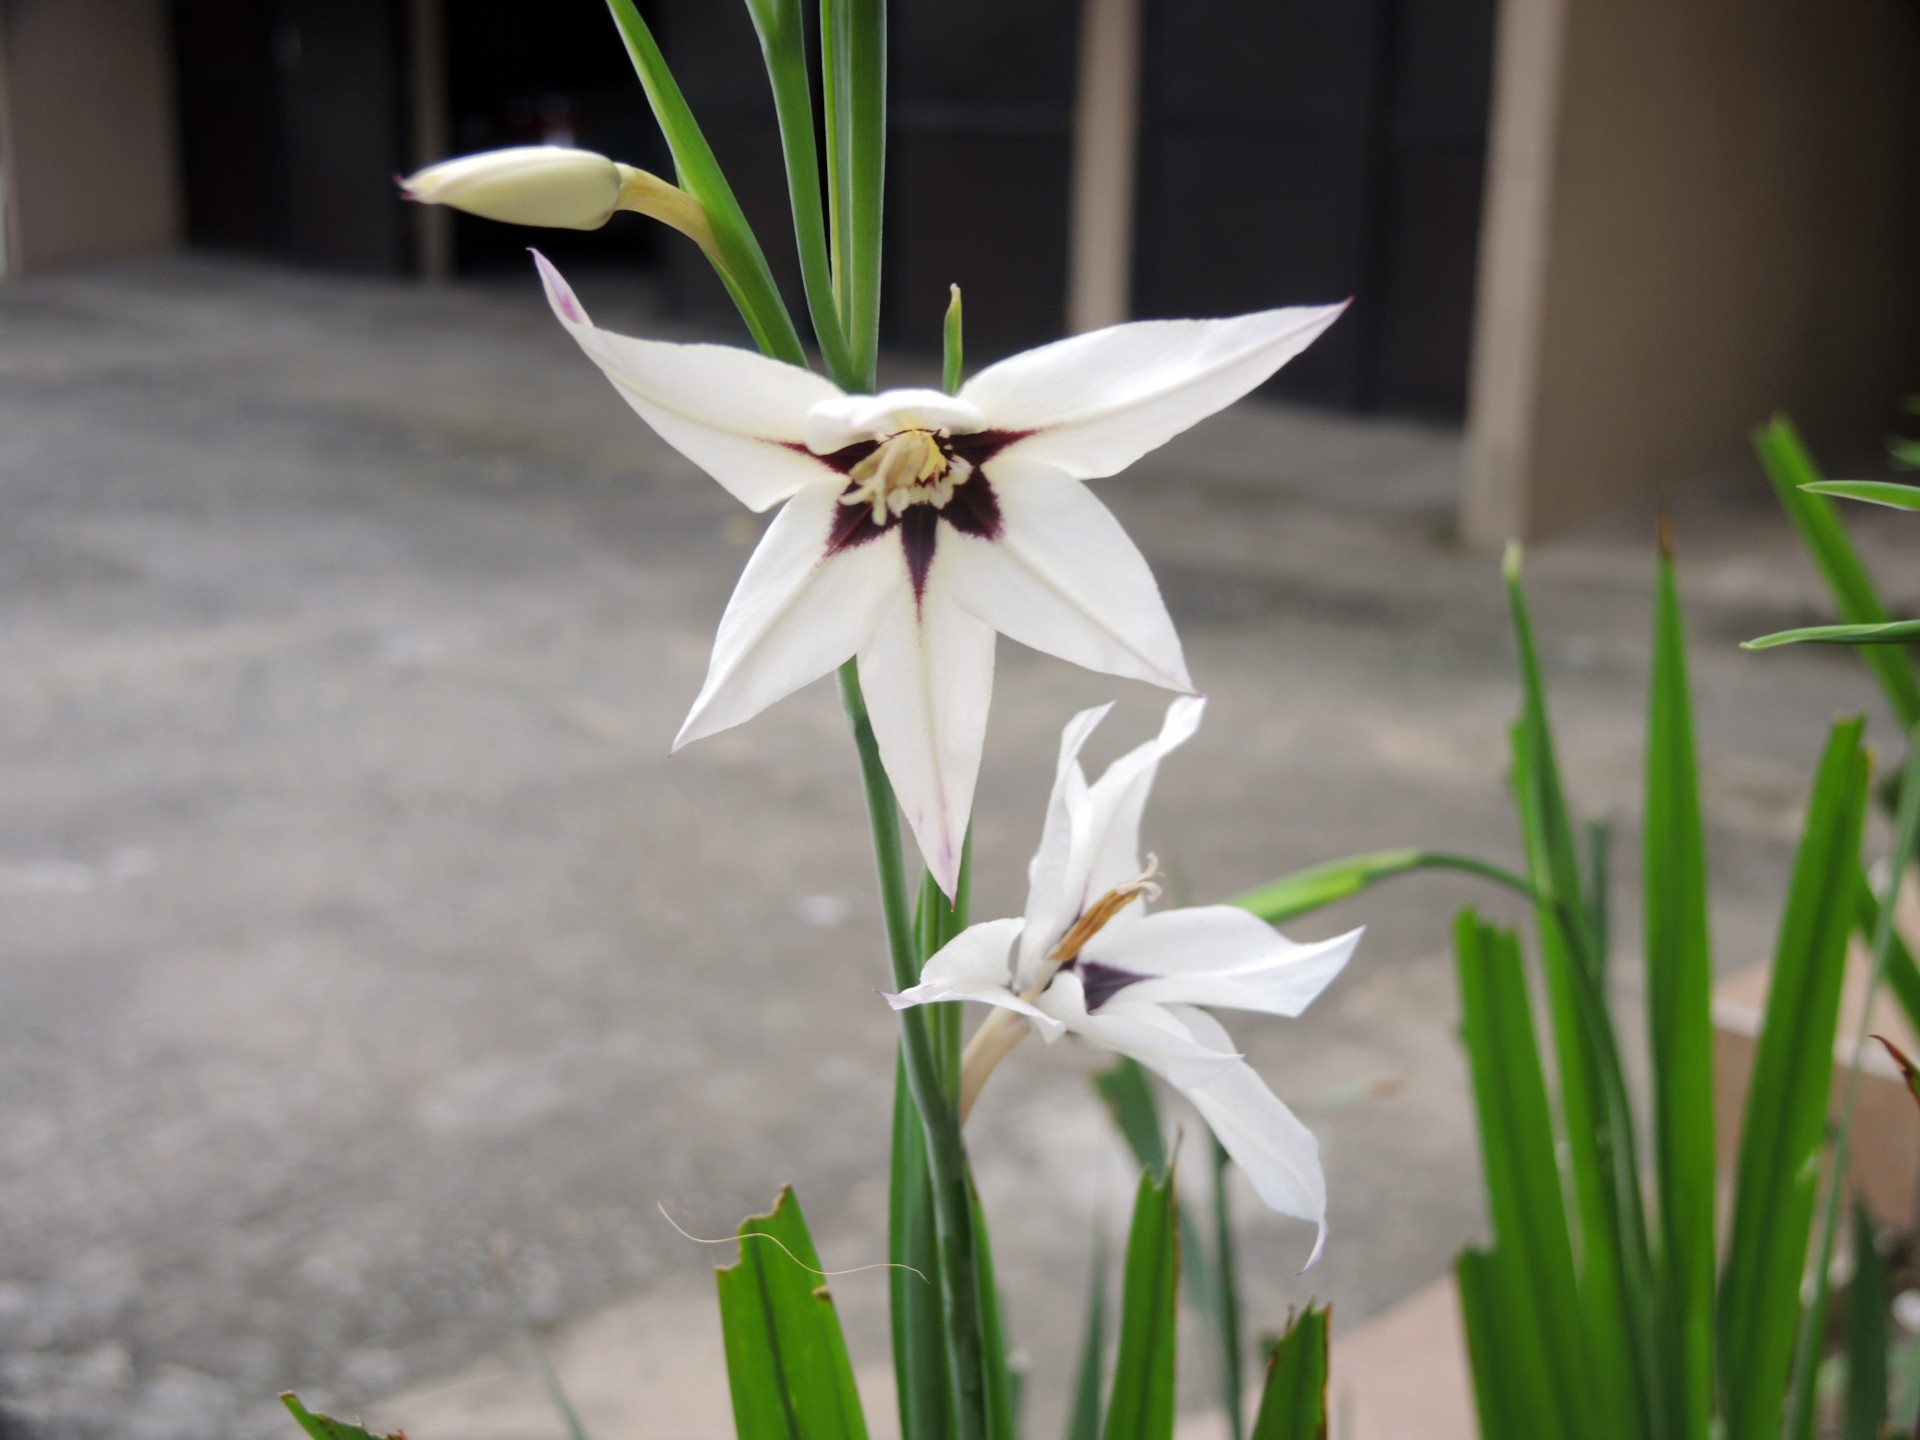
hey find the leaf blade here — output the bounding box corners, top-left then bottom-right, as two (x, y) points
(1101, 1168), (1179, 1440)
(1230, 849), (1535, 926)
(1718, 715), (1869, 1440)
(601, 0), (807, 367)
(279, 1396), (404, 1440)
(1744, 619), (1920, 649)
(1802, 479), (1920, 510)
(1453, 912), (1594, 1439)
(1754, 416), (1920, 727)
(1644, 545), (1714, 1440)
(715, 1186), (871, 1440)
(1248, 1301), (1329, 1440)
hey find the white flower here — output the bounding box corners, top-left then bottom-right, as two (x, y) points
(534, 253), (1344, 895)
(889, 696), (1360, 1262)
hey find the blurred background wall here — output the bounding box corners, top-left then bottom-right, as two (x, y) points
(0, 0), (1914, 539)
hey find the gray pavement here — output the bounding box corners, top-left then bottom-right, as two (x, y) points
(0, 255), (1903, 1439)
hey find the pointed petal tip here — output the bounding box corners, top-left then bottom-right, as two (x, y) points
(1297, 1221), (1328, 1273)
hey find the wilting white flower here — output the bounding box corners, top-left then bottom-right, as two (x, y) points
(402, 148), (714, 253)
(889, 697), (1360, 1261)
(535, 253), (1343, 895)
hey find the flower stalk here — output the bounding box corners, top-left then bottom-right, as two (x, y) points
(837, 662), (992, 1440)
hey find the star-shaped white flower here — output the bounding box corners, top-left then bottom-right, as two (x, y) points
(533, 253), (1344, 895)
(888, 696), (1360, 1262)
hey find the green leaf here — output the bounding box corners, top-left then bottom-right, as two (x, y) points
(1211, 1135), (1245, 1440)
(1504, 551), (1653, 1440)
(1230, 849), (1535, 926)
(740, 0), (855, 385)
(1102, 1167), (1179, 1440)
(891, 1057), (955, 1440)
(1754, 416), (1920, 727)
(1456, 1248), (1558, 1440)
(279, 1397), (403, 1440)
(1744, 618), (1920, 649)
(820, 0), (886, 388)
(1844, 1200), (1890, 1440)
(715, 1186), (870, 1440)
(1644, 545), (1714, 1440)
(601, 0), (807, 367)
(1249, 1302), (1328, 1440)
(1064, 1223), (1110, 1440)
(969, 1180), (1019, 1440)
(1453, 912), (1594, 1439)
(1092, 1058), (1232, 1413)
(1584, 817), (1611, 977)
(1788, 730), (1920, 1440)
(1803, 479), (1920, 510)
(1719, 715), (1869, 1440)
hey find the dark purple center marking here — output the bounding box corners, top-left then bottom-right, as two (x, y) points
(795, 429), (1029, 602)
(1071, 958), (1152, 1011)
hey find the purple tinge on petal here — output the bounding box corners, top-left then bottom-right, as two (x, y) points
(1077, 958), (1152, 1011)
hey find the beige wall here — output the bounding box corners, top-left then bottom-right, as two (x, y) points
(0, 0), (182, 274)
(1465, 0), (1920, 542)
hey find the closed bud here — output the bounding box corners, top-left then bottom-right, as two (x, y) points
(402, 146), (625, 230)
(400, 147), (717, 256)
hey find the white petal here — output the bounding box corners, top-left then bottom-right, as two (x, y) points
(534, 252), (844, 511)
(804, 390), (987, 452)
(1096, 907), (1360, 1018)
(674, 484), (897, 749)
(858, 581), (996, 900)
(1167, 1007), (1327, 1257)
(1080, 695), (1207, 909)
(944, 458), (1191, 692)
(885, 917), (1067, 1040)
(1015, 704), (1112, 987)
(959, 303), (1347, 480)
(1036, 972), (1241, 1087)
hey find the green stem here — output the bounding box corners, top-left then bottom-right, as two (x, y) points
(742, 0), (856, 382)
(838, 660), (989, 1440)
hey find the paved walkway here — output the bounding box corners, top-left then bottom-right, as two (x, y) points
(0, 256), (1900, 1439)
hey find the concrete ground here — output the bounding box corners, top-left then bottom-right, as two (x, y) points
(0, 255), (1904, 1440)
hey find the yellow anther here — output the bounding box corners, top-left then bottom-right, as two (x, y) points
(840, 430), (969, 525)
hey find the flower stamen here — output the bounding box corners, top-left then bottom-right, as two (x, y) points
(1048, 856), (1162, 968)
(839, 429), (973, 525)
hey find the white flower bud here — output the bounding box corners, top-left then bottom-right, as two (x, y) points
(401, 146), (626, 231)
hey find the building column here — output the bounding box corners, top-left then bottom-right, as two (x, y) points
(0, 0), (183, 275)
(1463, 0), (1920, 543)
(1066, 0), (1143, 334)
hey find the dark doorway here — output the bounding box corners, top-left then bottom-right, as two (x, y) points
(1132, 0), (1496, 416)
(443, 1), (669, 277)
(173, 0), (411, 273)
